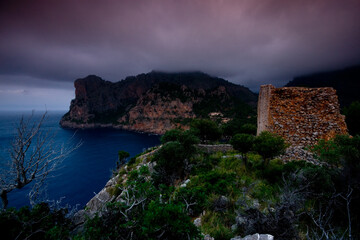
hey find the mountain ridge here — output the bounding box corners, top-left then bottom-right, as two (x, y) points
(285, 65), (360, 107)
(60, 71), (257, 134)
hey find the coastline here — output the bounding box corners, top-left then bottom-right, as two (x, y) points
(59, 120), (163, 135)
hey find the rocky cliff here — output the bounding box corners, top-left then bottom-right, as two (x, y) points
(60, 71), (257, 134)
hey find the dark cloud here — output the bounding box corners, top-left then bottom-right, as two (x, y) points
(1, 0), (360, 95)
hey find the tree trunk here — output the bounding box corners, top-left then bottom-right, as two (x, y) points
(1, 190), (8, 209)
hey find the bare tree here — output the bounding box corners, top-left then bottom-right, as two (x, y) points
(0, 111), (81, 209)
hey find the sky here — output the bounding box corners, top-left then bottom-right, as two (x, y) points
(1, 0), (360, 111)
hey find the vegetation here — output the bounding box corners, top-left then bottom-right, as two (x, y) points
(253, 131), (287, 167)
(343, 101), (360, 136)
(230, 133), (255, 167)
(0, 202), (72, 239)
(191, 119), (222, 143)
(1, 121), (359, 239)
(0, 112), (80, 209)
(117, 150), (130, 169)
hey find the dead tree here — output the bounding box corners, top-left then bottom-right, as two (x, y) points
(0, 111), (81, 209)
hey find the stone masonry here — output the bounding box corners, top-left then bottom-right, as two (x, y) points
(257, 85), (348, 147)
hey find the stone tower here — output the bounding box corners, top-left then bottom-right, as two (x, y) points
(257, 84), (348, 147)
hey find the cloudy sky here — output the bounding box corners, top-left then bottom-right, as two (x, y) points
(1, 0), (360, 110)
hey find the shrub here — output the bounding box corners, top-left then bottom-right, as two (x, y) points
(240, 123), (257, 135)
(161, 129), (183, 144)
(343, 101), (360, 136)
(230, 134), (255, 167)
(222, 119), (256, 137)
(152, 141), (187, 185)
(253, 131), (286, 167)
(201, 211), (234, 240)
(0, 203), (71, 240)
(141, 201), (201, 239)
(309, 139), (341, 165)
(191, 119), (222, 143)
(117, 150), (130, 169)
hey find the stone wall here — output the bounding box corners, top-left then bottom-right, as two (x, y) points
(197, 144), (234, 154)
(257, 85), (347, 147)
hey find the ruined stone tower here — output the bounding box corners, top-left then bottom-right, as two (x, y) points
(257, 85), (348, 147)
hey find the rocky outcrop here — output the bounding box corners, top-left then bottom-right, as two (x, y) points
(61, 72), (257, 134)
(231, 234), (274, 240)
(257, 85), (348, 147)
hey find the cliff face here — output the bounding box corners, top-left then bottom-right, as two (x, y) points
(60, 72), (257, 134)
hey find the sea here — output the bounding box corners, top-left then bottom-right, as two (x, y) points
(0, 111), (160, 209)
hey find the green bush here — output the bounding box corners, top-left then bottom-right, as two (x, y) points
(309, 138), (341, 165)
(117, 150), (130, 169)
(189, 170), (237, 197)
(222, 119), (257, 137)
(201, 211), (234, 240)
(0, 203), (71, 240)
(253, 131), (286, 167)
(240, 123), (257, 135)
(175, 186), (207, 216)
(230, 133), (255, 167)
(141, 201), (201, 239)
(191, 119), (222, 143)
(343, 101), (360, 135)
(161, 129), (183, 143)
(152, 141), (187, 185)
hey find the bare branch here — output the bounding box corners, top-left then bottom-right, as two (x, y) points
(0, 111), (81, 208)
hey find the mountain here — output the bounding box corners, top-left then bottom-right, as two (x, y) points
(60, 71), (257, 134)
(285, 65), (360, 107)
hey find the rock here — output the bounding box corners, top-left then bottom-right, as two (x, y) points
(231, 223), (238, 231)
(231, 233), (274, 240)
(213, 195), (229, 212)
(60, 72), (257, 134)
(197, 144), (233, 154)
(203, 234), (215, 240)
(194, 217), (201, 227)
(72, 209), (87, 226)
(84, 174), (119, 217)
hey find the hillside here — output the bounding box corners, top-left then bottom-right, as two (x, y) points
(285, 65), (360, 107)
(60, 71), (257, 134)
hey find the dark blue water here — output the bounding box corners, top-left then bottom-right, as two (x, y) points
(0, 111), (160, 208)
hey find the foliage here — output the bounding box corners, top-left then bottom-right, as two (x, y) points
(343, 101), (360, 136)
(0, 203), (71, 240)
(4, 127), (360, 239)
(310, 138), (342, 166)
(191, 119), (222, 143)
(161, 129), (183, 143)
(230, 133), (255, 166)
(153, 130), (199, 186)
(222, 119), (257, 137)
(117, 150), (130, 169)
(201, 211), (234, 240)
(81, 167), (201, 240)
(161, 129), (199, 155)
(152, 141), (187, 186)
(141, 201), (201, 239)
(253, 131), (286, 167)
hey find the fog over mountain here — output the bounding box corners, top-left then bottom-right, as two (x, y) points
(1, 0), (360, 110)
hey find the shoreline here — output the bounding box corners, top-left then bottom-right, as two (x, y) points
(59, 120), (162, 135)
